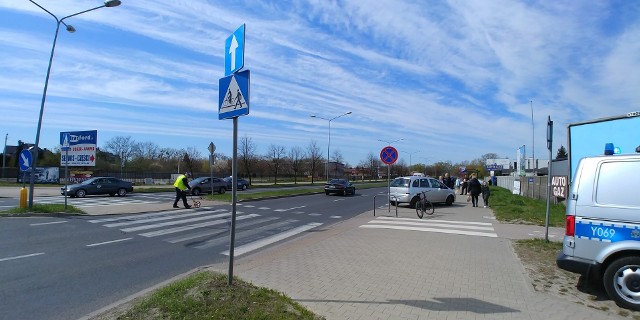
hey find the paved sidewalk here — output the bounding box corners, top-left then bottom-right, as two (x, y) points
(204, 199), (621, 320)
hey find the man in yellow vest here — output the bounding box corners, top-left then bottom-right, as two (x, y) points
(173, 172), (192, 208)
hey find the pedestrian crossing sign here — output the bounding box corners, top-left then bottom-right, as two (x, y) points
(218, 70), (250, 119)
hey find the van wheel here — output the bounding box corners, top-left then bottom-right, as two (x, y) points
(445, 195), (454, 206)
(604, 256), (640, 311)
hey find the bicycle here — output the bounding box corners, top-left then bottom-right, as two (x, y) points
(415, 190), (434, 219)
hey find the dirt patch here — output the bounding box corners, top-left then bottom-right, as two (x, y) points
(513, 240), (640, 319)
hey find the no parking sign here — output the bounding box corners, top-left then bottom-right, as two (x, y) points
(380, 146), (398, 165)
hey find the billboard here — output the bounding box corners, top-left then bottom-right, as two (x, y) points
(60, 130), (97, 166)
(485, 158), (511, 170)
(18, 167), (59, 184)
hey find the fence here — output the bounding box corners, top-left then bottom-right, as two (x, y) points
(495, 175), (563, 203)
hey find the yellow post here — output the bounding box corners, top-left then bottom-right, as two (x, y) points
(20, 187), (27, 208)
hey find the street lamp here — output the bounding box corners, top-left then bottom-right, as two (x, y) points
(2, 133), (7, 180)
(530, 100), (535, 172)
(27, 0), (122, 208)
(402, 150), (420, 169)
(310, 111), (352, 181)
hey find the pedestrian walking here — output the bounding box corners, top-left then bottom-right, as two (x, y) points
(443, 173), (454, 189)
(481, 180), (491, 208)
(173, 172), (192, 209)
(460, 175), (469, 195)
(467, 174), (482, 207)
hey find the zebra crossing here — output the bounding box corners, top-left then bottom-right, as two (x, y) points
(360, 216), (497, 238)
(87, 207), (324, 256)
(34, 196), (160, 208)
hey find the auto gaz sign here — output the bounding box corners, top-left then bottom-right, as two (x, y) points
(60, 130), (97, 166)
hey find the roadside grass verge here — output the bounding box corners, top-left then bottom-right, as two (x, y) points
(100, 271), (322, 320)
(1, 203), (85, 216)
(206, 182), (386, 202)
(490, 186), (566, 227)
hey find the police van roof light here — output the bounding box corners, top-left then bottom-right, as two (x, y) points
(604, 143), (615, 155)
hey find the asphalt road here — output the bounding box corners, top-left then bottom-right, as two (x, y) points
(0, 187), (387, 320)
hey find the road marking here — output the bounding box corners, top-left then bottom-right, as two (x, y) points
(273, 205), (306, 212)
(308, 213), (322, 216)
(360, 217), (497, 238)
(220, 222), (322, 256)
(329, 216), (342, 219)
(103, 209), (227, 228)
(121, 212), (233, 232)
(139, 214), (259, 237)
(258, 207), (270, 210)
(197, 219), (298, 250)
(0, 252), (45, 262)
(30, 221), (68, 226)
(166, 217), (279, 244)
(86, 238), (133, 247)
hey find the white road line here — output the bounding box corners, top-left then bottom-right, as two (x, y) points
(220, 222), (322, 256)
(120, 212), (233, 232)
(166, 217), (279, 244)
(273, 205), (306, 212)
(30, 221), (68, 226)
(376, 216), (493, 226)
(86, 238), (133, 247)
(103, 210), (226, 228)
(308, 213), (322, 216)
(370, 220), (494, 231)
(258, 207), (270, 210)
(242, 205), (255, 208)
(0, 252), (45, 262)
(140, 214), (259, 237)
(195, 219), (298, 250)
(360, 224), (497, 237)
(89, 210), (200, 223)
(329, 216), (342, 219)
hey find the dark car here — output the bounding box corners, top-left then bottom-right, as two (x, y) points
(324, 179), (356, 196)
(223, 177), (250, 190)
(60, 177), (133, 198)
(189, 177), (227, 196)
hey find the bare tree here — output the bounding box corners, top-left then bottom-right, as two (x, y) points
(267, 144), (286, 184)
(133, 141), (160, 160)
(183, 146), (203, 174)
(240, 135), (257, 184)
(366, 152), (379, 180)
(331, 149), (344, 179)
(306, 140), (323, 183)
(104, 136), (135, 169)
(289, 146), (303, 184)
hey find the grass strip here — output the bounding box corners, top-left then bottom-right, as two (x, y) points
(490, 186), (566, 227)
(1, 203), (85, 216)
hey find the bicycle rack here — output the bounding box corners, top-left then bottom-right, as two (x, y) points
(373, 194), (397, 217)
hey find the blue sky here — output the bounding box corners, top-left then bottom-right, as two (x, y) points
(1, 0), (639, 167)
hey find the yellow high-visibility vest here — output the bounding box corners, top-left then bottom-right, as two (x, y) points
(173, 175), (188, 191)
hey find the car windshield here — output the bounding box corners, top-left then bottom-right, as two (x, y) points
(328, 179), (346, 184)
(390, 178), (410, 187)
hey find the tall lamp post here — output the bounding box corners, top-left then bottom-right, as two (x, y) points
(2, 133), (7, 180)
(402, 150), (420, 171)
(530, 100), (535, 172)
(310, 111), (352, 181)
(27, 0), (122, 208)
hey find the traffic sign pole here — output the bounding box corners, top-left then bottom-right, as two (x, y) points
(379, 146), (399, 212)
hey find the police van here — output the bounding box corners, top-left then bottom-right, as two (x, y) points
(556, 151), (640, 310)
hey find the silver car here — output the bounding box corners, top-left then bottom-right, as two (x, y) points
(188, 177), (227, 195)
(389, 175), (456, 207)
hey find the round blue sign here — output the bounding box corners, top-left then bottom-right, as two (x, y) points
(380, 146), (398, 165)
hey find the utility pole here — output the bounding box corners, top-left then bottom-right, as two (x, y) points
(2, 133), (7, 180)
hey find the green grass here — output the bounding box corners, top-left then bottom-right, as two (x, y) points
(1, 203), (85, 216)
(490, 186), (566, 227)
(111, 271), (321, 320)
(206, 182), (387, 202)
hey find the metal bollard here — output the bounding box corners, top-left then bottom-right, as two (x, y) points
(20, 187), (27, 208)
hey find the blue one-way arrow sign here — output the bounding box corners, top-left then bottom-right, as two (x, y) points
(19, 149), (32, 171)
(225, 24), (245, 76)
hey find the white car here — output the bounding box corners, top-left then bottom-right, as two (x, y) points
(389, 175), (456, 207)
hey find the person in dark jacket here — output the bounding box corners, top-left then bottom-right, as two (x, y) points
(481, 180), (491, 208)
(443, 173), (454, 189)
(467, 174), (482, 207)
(460, 175), (469, 195)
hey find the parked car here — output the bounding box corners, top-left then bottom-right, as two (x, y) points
(389, 175), (456, 207)
(189, 177), (227, 195)
(324, 179), (356, 196)
(60, 177), (133, 198)
(223, 177), (250, 190)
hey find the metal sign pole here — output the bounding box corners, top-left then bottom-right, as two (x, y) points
(228, 117), (238, 285)
(387, 164), (390, 212)
(64, 149), (68, 209)
(544, 116), (553, 242)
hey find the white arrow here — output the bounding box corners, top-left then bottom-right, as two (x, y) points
(20, 152), (30, 167)
(228, 35), (238, 70)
